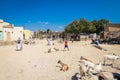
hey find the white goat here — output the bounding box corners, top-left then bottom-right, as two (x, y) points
(78, 63), (88, 78)
(104, 54), (120, 66)
(80, 56), (103, 74)
(77, 63), (92, 79)
(80, 56), (95, 68)
(88, 62), (103, 75)
(94, 62), (103, 72)
(80, 59), (95, 68)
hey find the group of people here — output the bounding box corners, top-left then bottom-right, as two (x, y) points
(16, 37), (100, 52)
(16, 37), (70, 51)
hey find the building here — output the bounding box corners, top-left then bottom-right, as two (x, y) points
(13, 27), (23, 41)
(24, 30), (33, 40)
(104, 24), (120, 38)
(105, 24), (120, 32)
(0, 19), (14, 41)
(0, 19), (23, 41)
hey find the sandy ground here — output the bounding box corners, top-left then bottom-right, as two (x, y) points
(0, 39), (120, 80)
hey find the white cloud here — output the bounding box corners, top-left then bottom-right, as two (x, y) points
(24, 21), (49, 30)
(58, 26), (63, 29)
(24, 21), (64, 31)
(42, 22), (49, 26)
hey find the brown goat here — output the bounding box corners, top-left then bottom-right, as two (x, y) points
(80, 56), (93, 63)
(57, 60), (68, 72)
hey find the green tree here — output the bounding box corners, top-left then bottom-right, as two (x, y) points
(65, 18), (109, 34)
(91, 19), (109, 33)
(79, 18), (96, 33)
(65, 20), (80, 34)
(79, 18), (89, 33)
(88, 23), (96, 33)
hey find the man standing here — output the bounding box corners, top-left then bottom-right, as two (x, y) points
(16, 38), (22, 51)
(64, 39), (69, 51)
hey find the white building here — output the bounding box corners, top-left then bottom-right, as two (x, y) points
(13, 27), (23, 41)
(0, 19), (23, 41)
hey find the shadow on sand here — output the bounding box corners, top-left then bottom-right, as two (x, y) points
(71, 73), (79, 80)
(71, 72), (120, 80)
(113, 73), (120, 79)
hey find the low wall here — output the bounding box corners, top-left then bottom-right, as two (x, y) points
(0, 41), (16, 46)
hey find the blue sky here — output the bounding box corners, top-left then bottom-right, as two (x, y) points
(0, 0), (120, 31)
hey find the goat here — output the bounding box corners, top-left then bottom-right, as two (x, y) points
(80, 56), (95, 68)
(57, 60), (68, 72)
(80, 60), (95, 68)
(77, 63), (93, 79)
(48, 49), (52, 53)
(48, 48), (57, 53)
(94, 62), (103, 72)
(54, 47), (59, 51)
(79, 63), (88, 78)
(87, 62), (103, 75)
(80, 56), (103, 74)
(80, 56), (94, 63)
(104, 54), (120, 67)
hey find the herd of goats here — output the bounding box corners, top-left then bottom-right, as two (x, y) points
(57, 54), (120, 80)
(76, 54), (119, 80)
(47, 45), (120, 80)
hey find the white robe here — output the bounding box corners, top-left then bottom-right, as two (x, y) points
(17, 44), (22, 50)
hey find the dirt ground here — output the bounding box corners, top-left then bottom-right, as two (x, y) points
(0, 39), (120, 80)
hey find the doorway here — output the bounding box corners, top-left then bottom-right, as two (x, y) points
(6, 32), (11, 41)
(0, 31), (2, 41)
